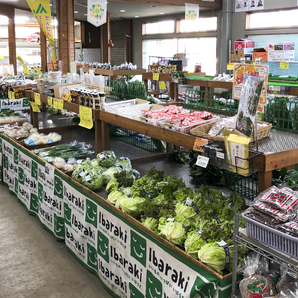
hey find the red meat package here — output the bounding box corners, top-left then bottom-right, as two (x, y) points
(257, 186), (298, 213)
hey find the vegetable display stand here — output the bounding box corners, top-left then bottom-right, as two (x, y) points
(0, 133), (236, 298)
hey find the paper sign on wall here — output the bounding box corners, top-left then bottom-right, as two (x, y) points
(34, 93), (41, 105)
(87, 0), (107, 27)
(153, 73), (159, 81)
(79, 106), (93, 129)
(280, 62), (289, 69)
(159, 82), (166, 89)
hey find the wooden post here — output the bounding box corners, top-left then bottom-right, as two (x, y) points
(102, 12), (110, 63)
(125, 20), (132, 63)
(58, 0), (75, 73)
(7, 8), (16, 75)
(40, 30), (47, 72)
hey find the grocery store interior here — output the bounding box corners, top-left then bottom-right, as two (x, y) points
(1, 0), (298, 298)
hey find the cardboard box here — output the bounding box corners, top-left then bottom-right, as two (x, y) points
(234, 39), (255, 53)
(231, 50), (244, 61)
(253, 47), (268, 62)
(53, 82), (83, 99)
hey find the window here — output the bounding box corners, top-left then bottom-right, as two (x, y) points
(143, 20), (175, 35)
(248, 9), (298, 29)
(179, 17), (217, 33)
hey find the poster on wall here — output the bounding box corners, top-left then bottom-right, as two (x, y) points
(255, 0), (264, 10)
(185, 3), (200, 21)
(235, 0), (249, 12)
(87, 0), (107, 27)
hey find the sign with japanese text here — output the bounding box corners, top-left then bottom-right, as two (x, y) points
(87, 0), (107, 27)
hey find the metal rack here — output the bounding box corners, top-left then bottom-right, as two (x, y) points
(231, 211), (298, 297)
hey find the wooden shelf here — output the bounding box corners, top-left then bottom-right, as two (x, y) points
(79, 66), (146, 76)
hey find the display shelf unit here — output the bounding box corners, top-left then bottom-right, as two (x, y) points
(80, 66), (146, 77)
(231, 211), (298, 297)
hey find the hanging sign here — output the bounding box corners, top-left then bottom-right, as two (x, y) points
(16, 55), (24, 64)
(152, 73), (159, 81)
(159, 82), (166, 89)
(23, 65), (30, 74)
(30, 102), (41, 113)
(79, 106), (93, 129)
(47, 96), (53, 106)
(34, 66), (43, 75)
(34, 93), (41, 105)
(185, 3), (199, 21)
(193, 138), (208, 152)
(53, 98), (64, 110)
(87, 0), (107, 27)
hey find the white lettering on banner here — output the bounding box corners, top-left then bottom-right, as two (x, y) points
(64, 186), (85, 213)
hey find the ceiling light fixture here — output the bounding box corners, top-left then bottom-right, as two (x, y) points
(135, 16), (139, 18)
(120, 10), (125, 12)
(160, 12), (164, 14)
(74, 11), (78, 13)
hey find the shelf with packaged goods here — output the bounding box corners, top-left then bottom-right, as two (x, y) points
(79, 66), (146, 77)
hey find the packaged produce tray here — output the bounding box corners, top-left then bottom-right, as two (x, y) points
(20, 140), (60, 150)
(242, 213), (298, 259)
(190, 120), (272, 142)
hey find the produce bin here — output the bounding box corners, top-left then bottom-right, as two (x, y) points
(126, 81), (147, 100)
(104, 80), (127, 100)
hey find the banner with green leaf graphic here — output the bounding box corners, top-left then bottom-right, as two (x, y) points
(185, 3), (199, 22)
(0, 98), (30, 111)
(87, 0), (107, 27)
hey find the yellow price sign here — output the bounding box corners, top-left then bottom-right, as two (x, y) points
(0, 56), (4, 60)
(193, 138), (208, 153)
(8, 91), (12, 99)
(280, 62), (289, 69)
(11, 92), (15, 100)
(227, 63), (234, 70)
(79, 105), (93, 129)
(152, 73), (159, 81)
(22, 65), (30, 74)
(34, 92), (41, 105)
(16, 55), (24, 64)
(53, 98), (64, 110)
(159, 82), (166, 90)
(30, 101), (41, 113)
(47, 96), (53, 106)
(34, 66), (43, 75)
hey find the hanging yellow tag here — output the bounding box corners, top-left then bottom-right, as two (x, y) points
(227, 63), (234, 70)
(47, 96), (53, 106)
(159, 82), (166, 89)
(16, 55), (24, 64)
(53, 98), (64, 110)
(34, 93), (41, 105)
(8, 91), (12, 99)
(79, 105), (93, 129)
(153, 73), (159, 81)
(23, 65), (30, 74)
(34, 66), (43, 75)
(11, 92), (15, 100)
(280, 62), (289, 69)
(30, 101), (41, 113)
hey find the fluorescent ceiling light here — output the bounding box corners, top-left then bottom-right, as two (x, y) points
(160, 13), (164, 14)
(74, 11), (78, 13)
(120, 10), (125, 12)
(135, 16), (139, 18)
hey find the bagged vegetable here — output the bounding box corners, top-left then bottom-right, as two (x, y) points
(53, 157), (66, 169)
(97, 150), (117, 167)
(81, 169), (103, 191)
(115, 157), (132, 170)
(276, 265), (298, 294)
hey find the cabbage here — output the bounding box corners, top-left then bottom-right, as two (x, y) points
(158, 217), (186, 246)
(141, 217), (158, 232)
(97, 150), (117, 167)
(184, 231), (207, 259)
(107, 190), (126, 205)
(114, 162), (126, 171)
(115, 196), (144, 217)
(106, 178), (119, 193)
(130, 169), (140, 179)
(81, 160), (92, 169)
(175, 202), (198, 219)
(116, 157), (132, 170)
(72, 167), (88, 183)
(91, 158), (100, 167)
(198, 242), (233, 275)
(82, 170), (103, 191)
(102, 167), (122, 184)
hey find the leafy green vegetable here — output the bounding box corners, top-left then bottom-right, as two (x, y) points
(184, 231), (207, 259)
(168, 150), (189, 164)
(130, 169), (140, 179)
(116, 196), (145, 217)
(81, 169), (103, 191)
(158, 217), (186, 246)
(141, 217), (159, 232)
(102, 167), (122, 185)
(175, 202), (197, 219)
(115, 157), (132, 170)
(107, 190), (126, 205)
(97, 150), (117, 167)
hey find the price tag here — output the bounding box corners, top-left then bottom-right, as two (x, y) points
(16, 55), (24, 64)
(216, 151), (225, 159)
(280, 62), (289, 69)
(195, 155), (209, 168)
(227, 63), (234, 70)
(193, 138), (208, 152)
(34, 66), (43, 75)
(22, 65), (30, 74)
(185, 197), (193, 206)
(47, 96), (53, 106)
(34, 93), (41, 105)
(167, 218), (175, 222)
(152, 73), (159, 81)
(8, 91), (12, 99)
(159, 82), (166, 89)
(30, 101), (41, 113)
(11, 92), (15, 100)
(79, 105), (93, 129)
(0, 56), (4, 60)
(53, 98), (64, 110)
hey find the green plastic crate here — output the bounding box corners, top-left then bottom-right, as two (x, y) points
(226, 171), (258, 200)
(104, 80), (127, 100)
(264, 97), (298, 131)
(126, 82), (147, 100)
(183, 89), (238, 117)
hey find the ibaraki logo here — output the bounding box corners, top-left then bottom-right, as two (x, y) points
(30, 194), (39, 214)
(38, 182), (43, 202)
(64, 202), (71, 226)
(3, 155), (8, 170)
(31, 161), (38, 180)
(18, 167), (24, 185)
(129, 283), (144, 298)
(87, 243), (98, 271)
(130, 230), (146, 267)
(85, 199), (97, 228)
(190, 276), (217, 298)
(54, 214), (65, 238)
(14, 178), (18, 195)
(54, 176), (63, 198)
(13, 148), (18, 164)
(97, 230), (109, 263)
(146, 270), (162, 298)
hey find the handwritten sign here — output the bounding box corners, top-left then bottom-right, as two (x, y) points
(16, 55), (24, 64)
(153, 73), (159, 81)
(34, 66), (43, 75)
(227, 63), (234, 70)
(79, 105), (93, 129)
(280, 62), (289, 69)
(159, 82), (166, 90)
(34, 93), (41, 105)
(30, 101), (41, 113)
(193, 138), (208, 152)
(22, 65), (30, 74)
(47, 96), (53, 106)
(53, 98), (64, 110)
